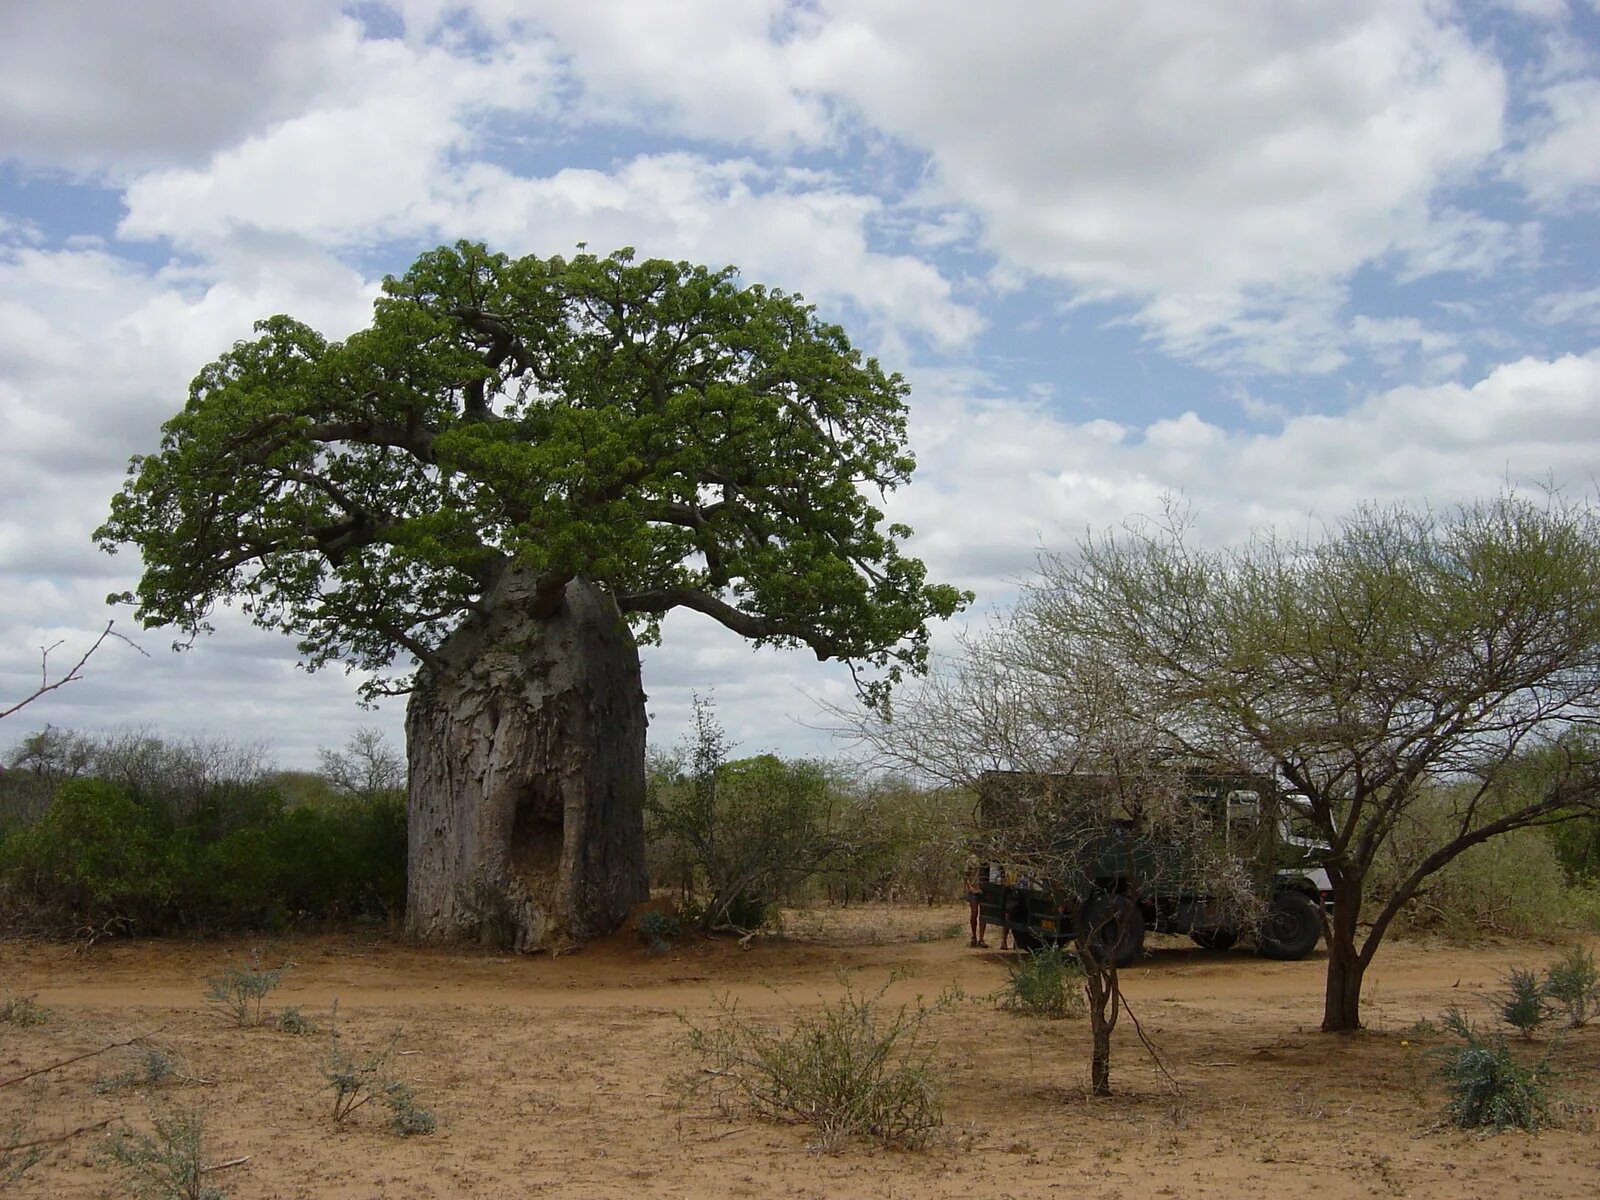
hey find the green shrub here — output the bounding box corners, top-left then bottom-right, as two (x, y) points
(101, 1108), (226, 1200)
(0, 772), (405, 938)
(203, 953), (284, 1027)
(1543, 945), (1599, 1028)
(1432, 1009), (1555, 1132)
(998, 945), (1084, 1020)
(1370, 813), (1571, 939)
(638, 910), (682, 953)
(274, 1007), (315, 1036)
(94, 1045), (180, 1095)
(0, 993), (49, 1027)
(684, 978), (949, 1150)
(646, 701), (868, 930)
(1496, 967), (1552, 1039)
(379, 1083), (436, 1136)
(1546, 813), (1600, 884)
(0, 779), (177, 933)
(316, 1003), (430, 1135)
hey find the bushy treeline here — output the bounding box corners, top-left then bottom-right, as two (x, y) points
(0, 727), (405, 937)
(1367, 765), (1600, 940)
(6, 717), (1593, 945)
(644, 703), (970, 930)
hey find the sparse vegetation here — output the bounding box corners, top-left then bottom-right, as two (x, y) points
(997, 945), (1084, 1020)
(0, 994), (48, 1027)
(316, 1003), (431, 1135)
(683, 977), (950, 1150)
(1, 1121), (43, 1191)
(637, 909), (682, 953)
(1432, 1008), (1555, 1132)
(379, 1083), (436, 1136)
(101, 1108), (228, 1200)
(203, 954), (283, 1027)
(94, 1046), (180, 1095)
(1496, 967), (1553, 1039)
(1543, 945), (1599, 1028)
(273, 1007), (315, 1036)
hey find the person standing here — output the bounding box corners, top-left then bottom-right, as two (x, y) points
(963, 853), (989, 948)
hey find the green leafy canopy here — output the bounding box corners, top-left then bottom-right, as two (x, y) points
(97, 243), (969, 701)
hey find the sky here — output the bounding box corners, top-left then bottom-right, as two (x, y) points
(3, 0), (1600, 770)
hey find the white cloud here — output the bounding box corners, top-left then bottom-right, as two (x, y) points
(5, 1), (1600, 772)
(118, 35), (558, 246)
(886, 350), (1600, 603)
(0, 2), (357, 172)
(511, 0), (830, 147)
(1512, 78), (1600, 205)
(443, 155), (982, 350)
(791, 1), (1508, 368)
(1537, 287), (1600, 325)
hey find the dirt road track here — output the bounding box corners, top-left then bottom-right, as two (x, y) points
(3, 906), (1596, 1199)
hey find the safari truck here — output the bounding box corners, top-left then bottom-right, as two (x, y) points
(974, 770), (1330, 966)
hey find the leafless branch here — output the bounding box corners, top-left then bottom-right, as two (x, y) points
(0, 620), (145, 721)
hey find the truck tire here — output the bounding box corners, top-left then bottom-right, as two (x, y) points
(1257, 890), (1321, 960)
(1080, 892), (1145, 968)
(1189, 928), (1238, 951)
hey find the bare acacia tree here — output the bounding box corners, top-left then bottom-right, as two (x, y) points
(847, 621), (1260, 1096)
(1011, 493), (1600, 1032)
(318, 728), (405, 800)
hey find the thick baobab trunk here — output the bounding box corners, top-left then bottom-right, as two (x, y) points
(404, 573), (647, 952)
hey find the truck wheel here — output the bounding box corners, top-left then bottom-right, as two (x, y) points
(1257, 891), (1321, 960)
(1189, 928), (1238, 951)
(1012, 927), (1043, 951)
(1079, 893), (1145, 968)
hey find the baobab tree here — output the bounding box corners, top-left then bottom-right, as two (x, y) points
(98, 243), (967, 950)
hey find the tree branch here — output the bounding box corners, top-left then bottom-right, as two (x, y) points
(616, 587), (846, 659)
(0, 621), (146, 721)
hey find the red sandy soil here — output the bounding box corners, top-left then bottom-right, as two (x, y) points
(2, 906), (1596, 1199)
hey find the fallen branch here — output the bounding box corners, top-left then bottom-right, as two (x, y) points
(0, 1033), (158, 1091)
(1118, 991), (1181, 1095)
(0, 1118), (114, 1155)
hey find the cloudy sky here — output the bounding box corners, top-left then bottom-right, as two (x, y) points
(3, 0), (1599, 769)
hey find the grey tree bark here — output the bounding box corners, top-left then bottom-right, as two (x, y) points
(404, 572), (648, 951)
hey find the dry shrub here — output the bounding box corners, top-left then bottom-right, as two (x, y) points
(1373, 813), (1570, 939)
(683, 977), (950, 1150)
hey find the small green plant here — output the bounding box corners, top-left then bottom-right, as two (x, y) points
(638, 910), (682, 952)
(2, 1120), (44, 1189)
(101, 1108), (227, 1200)
(683, 976), (950, 1150)
(1543, 945), (1599, 1028)
(94, 1045), (179, 1095)
(0, 994), (49, 1027)
(941, 923), (963, 939)
(379, 1083), (436, 1136)
(1496, 967), (1552, 1039)
(273, 1006), (315, 1036)
(316, 1003), (431, 1134)
(1431, 1008), (1554, 1132)
(997, 945), (1084, 1020)
(202, 952), (283, 1027)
